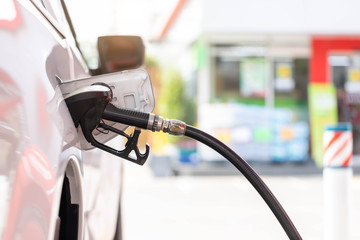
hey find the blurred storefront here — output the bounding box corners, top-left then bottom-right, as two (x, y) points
(309, 37), (360, 166)
(195, 36), (310, 162)
(153, 0), (360, 165)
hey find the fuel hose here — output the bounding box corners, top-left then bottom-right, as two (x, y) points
(184, 125), (302, 240)
(102, 105), (302, 240)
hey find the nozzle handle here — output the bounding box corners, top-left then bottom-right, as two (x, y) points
(102, 104), (150, 130)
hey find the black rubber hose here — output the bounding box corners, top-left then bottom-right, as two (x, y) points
(185, 125), (302, 240)
(103, 104), (150, 129)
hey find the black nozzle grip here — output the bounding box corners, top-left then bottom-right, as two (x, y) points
(102, 104), (150, 129)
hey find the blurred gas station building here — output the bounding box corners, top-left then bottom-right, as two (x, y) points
(149, 0), (360, 166)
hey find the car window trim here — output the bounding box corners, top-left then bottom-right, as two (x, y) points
(29, 0), (66, 39)
(60, 0), (83, 56)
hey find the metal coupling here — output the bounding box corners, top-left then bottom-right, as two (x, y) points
(147, 113), (186, 136)
(147, 113), (163, 132)
(161, 118), (186, 136)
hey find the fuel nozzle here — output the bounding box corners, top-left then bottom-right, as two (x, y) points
(65, 85), (112, 141)
(64, 84), (149, 165)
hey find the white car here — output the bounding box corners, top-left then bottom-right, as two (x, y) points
(0, 0), (153, 239)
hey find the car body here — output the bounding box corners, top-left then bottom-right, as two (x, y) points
(0, 0), (132, 239)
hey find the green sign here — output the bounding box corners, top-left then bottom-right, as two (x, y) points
(308, 83), (338, 166)
(192, 40), (208, 70)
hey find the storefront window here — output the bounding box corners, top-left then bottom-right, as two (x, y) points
(240, 57), (267, 97)
(212, 45), (308, 109)
(330, 54), (360, 156)
(214, 57), (240, 99)
(212, 45), (267, 103)
(274, 58), (309, 112)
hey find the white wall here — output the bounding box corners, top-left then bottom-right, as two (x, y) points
(202, 0), (360, 34)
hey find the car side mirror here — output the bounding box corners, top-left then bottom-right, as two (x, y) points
(97, 35), (145, 74)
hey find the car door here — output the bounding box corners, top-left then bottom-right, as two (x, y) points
(0, 0), (81, 239)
